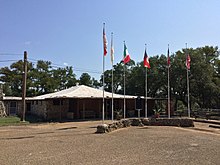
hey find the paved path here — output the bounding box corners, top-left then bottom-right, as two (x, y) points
(0, 120), (219, 165)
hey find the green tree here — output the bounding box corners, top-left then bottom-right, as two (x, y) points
(91, 77), (100, 89)
(0, 60), (34, 96)
(101, 60), (135, 94)
(33, 60), (54, 94)
(171, 46), (220, 109)
(79, 73), (92, 86)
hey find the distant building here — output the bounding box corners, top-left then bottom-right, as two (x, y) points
(2, 85), (160, 120)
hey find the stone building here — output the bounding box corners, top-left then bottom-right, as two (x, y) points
(2, 85), (159, 120)
(30, 85), (155, 120)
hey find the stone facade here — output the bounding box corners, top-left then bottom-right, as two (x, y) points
(31, 100), (47, 119)
(0, 86), (7, 117)
(30, 98), (156, 121)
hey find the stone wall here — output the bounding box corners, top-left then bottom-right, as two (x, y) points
(96, 118), (194, 133)
(31, 100), (47, 119)
(46, 99), (69, 120)
(0, 85), (7, 117)
(146, 118), (194, 127)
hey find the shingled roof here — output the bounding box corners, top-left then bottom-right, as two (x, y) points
(32, 85), (138, 100)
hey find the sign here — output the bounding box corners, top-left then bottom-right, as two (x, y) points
(135, 96), (142, 110)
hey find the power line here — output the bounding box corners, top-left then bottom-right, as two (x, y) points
(28, 58), (102, 74)
(0, 57), (102, 76)
(0, 53), (23, 56)
(0, 60), (19, 63)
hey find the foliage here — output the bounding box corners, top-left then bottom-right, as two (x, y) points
(0, 46), (219, 109)
(79, 73), (92, 86)
(102, 45), (220, 109)
(0, 60), (99, 96)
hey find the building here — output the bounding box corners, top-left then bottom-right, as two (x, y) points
(2, 85), (156, 120)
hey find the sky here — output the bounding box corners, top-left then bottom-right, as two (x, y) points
(1, 0), (220, 79)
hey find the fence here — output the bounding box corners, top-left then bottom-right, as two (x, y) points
(174, 109), (220, 120)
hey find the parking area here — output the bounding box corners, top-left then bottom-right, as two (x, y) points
(0, 120), (220, 165)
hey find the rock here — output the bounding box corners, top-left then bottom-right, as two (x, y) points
(96, 118), (194, 134)
(115, 121), (124, 128)
(131, 118), (142, 126)
(141, 118), (150, 126)
(108, 123), (118, 132)
(96, 124), (109, 133)
(121, 119), (131, 127)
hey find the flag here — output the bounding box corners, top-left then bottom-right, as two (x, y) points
(103, 26), (107, 56)
(111, 33), (114, 64)
(123, 43), (131, 64)
(143, 49), (150, 68)
(167, 47), (170, 67)
(186, 54), (191, 70)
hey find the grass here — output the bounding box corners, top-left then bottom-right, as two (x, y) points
(0, 116), (29, 126)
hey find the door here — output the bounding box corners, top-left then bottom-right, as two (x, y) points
(9, 101), (17, 115)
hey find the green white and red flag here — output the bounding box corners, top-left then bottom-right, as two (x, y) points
(123, 43), (131, 64)
(143, 49), (150, 68)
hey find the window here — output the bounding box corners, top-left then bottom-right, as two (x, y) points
(53, 99), (63, 105)
(10, 102), (17, 108)
(9, 101), (17, 114)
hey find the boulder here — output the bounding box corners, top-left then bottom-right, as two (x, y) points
(96, 124), (109, 133)
(121, 119), (131, 127)
(141, 118), (150, 126)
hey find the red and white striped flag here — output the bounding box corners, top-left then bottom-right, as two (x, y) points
(110, 33), (114, 64)
(103, 26), (107, 56)
(186, 54), (191, 70)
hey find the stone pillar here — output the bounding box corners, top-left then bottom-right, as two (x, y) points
(0, 84), (3, 101)
(0, 84), (7, 117)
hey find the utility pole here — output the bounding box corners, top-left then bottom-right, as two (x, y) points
(21, 51), (27, 121)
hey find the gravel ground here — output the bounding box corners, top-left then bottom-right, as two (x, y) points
(0, 120), (219, 165)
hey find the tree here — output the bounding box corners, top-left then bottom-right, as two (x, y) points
(101, 60), (135, 94)
(0, 60), (78, 96)
(33, 60), (54, 94)
(0, 46), (219, 110)
(66, 66), (77, 88)
(170, 46), (220, 110)
(91, 78), (100, 89)
(79, 73), (92, 86)
(0, 60), (34, 96)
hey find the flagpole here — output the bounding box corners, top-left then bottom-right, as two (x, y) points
(102, 23), (106, 123)
(186, 43), (190, 118)
(145, 44), (148, 118)
(123, 41), (126, 119)
(167, 44), (171, 119)
(123, 59), (126, 119)
(111, 32), (114, 121)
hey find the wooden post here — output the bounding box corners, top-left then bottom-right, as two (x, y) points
(21, 51), (27, 121)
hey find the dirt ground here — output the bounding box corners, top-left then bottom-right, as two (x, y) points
(0, 120), (219, 165)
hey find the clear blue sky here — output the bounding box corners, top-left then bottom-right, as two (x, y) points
(1, 0), (220, 79)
